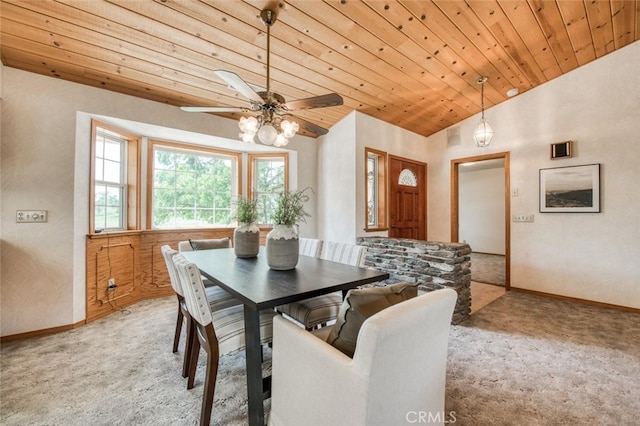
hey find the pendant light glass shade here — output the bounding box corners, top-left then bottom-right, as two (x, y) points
(473, 118), (494, 147)
(474, 76), (493, 147)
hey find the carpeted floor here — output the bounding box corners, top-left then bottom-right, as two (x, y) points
(1, 292), (639, 425)
(470, 252), (506, 286)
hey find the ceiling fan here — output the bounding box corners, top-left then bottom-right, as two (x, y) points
(181, 9), (344, 146)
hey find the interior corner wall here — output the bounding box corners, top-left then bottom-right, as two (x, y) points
(0, 68), (317, 337)
(316, 112), (357, 243)
(426, 40), (640, 309)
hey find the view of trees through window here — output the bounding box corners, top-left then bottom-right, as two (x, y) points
(152, 144), (237, 228)
(91, 121), (289, 232)
(252, 156), (286, 225)
(94, 127), (126, 231)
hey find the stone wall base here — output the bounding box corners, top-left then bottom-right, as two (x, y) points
(357, 237), (471, 324)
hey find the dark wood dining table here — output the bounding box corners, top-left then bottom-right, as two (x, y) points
(181, 246), (389, 426)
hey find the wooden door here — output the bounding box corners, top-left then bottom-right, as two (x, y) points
(389, 156), (426, 240)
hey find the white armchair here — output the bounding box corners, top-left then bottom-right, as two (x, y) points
(268, 288), (458, 426)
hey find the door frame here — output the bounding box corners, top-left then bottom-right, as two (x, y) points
(451, 151), (510, 290)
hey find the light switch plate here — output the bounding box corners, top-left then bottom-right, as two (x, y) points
(16, 210), (48, 223)
(513, 214), (534, 222)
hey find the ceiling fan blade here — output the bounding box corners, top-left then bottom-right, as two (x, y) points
(283, 93), (343, 111)
(181, 106), (250, 113)
(292, 116), (330, 136)
(214, 70), (264, 104)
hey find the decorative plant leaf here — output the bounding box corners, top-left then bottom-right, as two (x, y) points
(272, 188), (312, 226)
(235, 195), (259, 224)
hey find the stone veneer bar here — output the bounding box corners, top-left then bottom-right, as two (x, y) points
(357, 237), (472, 324)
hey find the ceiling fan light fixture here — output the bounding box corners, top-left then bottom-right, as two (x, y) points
(183, 8), (342, 145)
(240, 131), (256, 144)
(239, 116), (259, 133)
(257, 123), (278, 145)
(281, 119), (299, 139)
(274, 133), (289, 147)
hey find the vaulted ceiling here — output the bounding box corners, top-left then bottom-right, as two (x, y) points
(2, 0), (638, 138)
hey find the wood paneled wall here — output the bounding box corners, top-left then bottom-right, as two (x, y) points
(86, 228), (269, 322)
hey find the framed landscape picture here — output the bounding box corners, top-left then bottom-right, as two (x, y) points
(539, 164), (600, 213)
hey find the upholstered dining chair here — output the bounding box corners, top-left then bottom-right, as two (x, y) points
(161, 245), (240, 377)
(178, 237), (231, 252)
(268, 288), (458, 426)
(172, 252), (277, 426)
(298, 237), (323, 258)
(178, 238), (232, 288)
(276, 241), (366, 330)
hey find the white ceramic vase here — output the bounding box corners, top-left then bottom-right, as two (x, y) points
(266, 225), (299, 270)
(234, 223), (260, 258)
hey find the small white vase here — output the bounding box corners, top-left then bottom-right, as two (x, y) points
(234, 223), (260, 258)
(266, 225), (299, 270)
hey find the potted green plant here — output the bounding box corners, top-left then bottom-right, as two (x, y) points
(266, 188), (311, 270)
(234, 195), (260, 258)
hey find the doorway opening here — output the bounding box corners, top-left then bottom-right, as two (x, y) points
(451, 152), (510, 307)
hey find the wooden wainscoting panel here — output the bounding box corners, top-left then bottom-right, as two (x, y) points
(86, 228), (271, 324)
(139, 228), (236, 297)
(86, 232), (142, 322)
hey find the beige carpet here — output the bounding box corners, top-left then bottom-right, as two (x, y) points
(2, 292), (639, 425)
(470, 282), (505, 313)
(470, 252), (506, 286)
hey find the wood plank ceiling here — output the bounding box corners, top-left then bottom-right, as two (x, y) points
(2, 0), (638, 138)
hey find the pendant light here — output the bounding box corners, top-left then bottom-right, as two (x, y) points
(473, 76), (494, 147)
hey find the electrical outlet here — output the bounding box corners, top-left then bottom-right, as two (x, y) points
(107, 278), (117, 290)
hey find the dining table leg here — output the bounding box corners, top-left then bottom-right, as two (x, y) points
(244, 305), (265, 426)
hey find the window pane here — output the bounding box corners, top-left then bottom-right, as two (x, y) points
(154, 170), (176, 189)
(176, 190), (195, 208)
(106, 186), (122, 207)
(95, 184), (107, 206)
(367, 156), (378, 227)
(152, 145), (237, 229)
(153, 189), (173, 209)
(95, 158), (104, 181)
(252, 156), (286, 224)
(103, 140), (121, 161)
(94, 205), (106, 230)
(106, 207), (122, 228)
(93, 127), (127, 231)
(103, 160), (121, 183)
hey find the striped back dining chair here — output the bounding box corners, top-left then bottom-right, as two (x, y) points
(172, 252), (276, 426)
(299, 237), (323, 258)
(161, 245), (240, 379)
(276, 241), (367, 330)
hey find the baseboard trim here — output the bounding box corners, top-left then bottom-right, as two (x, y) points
(511, 287), (640, 314)
(1, 320), (86, 343)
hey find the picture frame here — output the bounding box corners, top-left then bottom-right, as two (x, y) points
(539, 164), (600, 213)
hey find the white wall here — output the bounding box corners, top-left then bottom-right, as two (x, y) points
(459, 160), (505, 254)
(316, 112), (357, 243)
(426, 41), (640, 308)
(0, 68), (316, 337)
